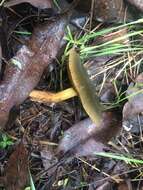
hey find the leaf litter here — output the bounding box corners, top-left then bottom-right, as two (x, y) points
(3, 142), (29, 190)
(0, 0), (143, 189)
(4, 0), (53, 9)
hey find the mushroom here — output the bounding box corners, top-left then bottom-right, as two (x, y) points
(29, 47), (123, 157)
(29, 48), (104, 126)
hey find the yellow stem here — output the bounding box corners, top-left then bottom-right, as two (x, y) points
(29, 87), (77, 103)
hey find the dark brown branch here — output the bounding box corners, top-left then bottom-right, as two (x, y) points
(0, 15), (68, 128)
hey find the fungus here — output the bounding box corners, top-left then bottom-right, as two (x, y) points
(30, 48), (104, 126)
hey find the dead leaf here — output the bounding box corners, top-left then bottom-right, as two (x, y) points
(123, 73), (143, 119)
(96, 28), (129, 45)
(0, 15), (67, 128)
(73, 138), (107, 157)
(76, 0), (131, 23)
(96, 181), (112, 190)
(4, 143), (29, 190)
(126, 0), (143, 11)
(118, 181), (132, 190)
(100, 83), (116, 103)
(0, 8), (10, 60)
(50, 112), (62, 140)
(4, 0), (53, 9)
(0, 43), (2, 72)
(40, 146), (57, 176)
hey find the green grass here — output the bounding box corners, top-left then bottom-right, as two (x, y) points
(94, 152), (143, 165)
(63, 18), (143, 108)
(53, 0), (61, 10)
(24, 171), (36, 190)
(64, 19), (143, 83)
(65, 19), (143, 59)
(14, 31), (32, 35)
(112, 86), (143, 106)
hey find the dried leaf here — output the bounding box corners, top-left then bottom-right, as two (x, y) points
(0, 8), (10, 70)
(96, 181), (112, 190)
(76, 0), (131, 22)
(118, 181), (132, 190)
(4, 0), (53, 9)
(100, 83), (116, 103)
(50, 112), (62, 140)
(96, 28), (129, 45)
(4, 143), (29, 190)
(58, 110), (122, 157)
(0, 43), (2, 72)
(126, 0), (143, 11)
(73, 138), (107, 157)
(123, 73), (143, 119)
(0, 15), (67, 128)
(40, 146), (57, 175)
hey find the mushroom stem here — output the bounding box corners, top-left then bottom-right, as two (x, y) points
(29, 87), (77, 103)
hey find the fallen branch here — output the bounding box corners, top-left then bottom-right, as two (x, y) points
(0, 15), (68, 128)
